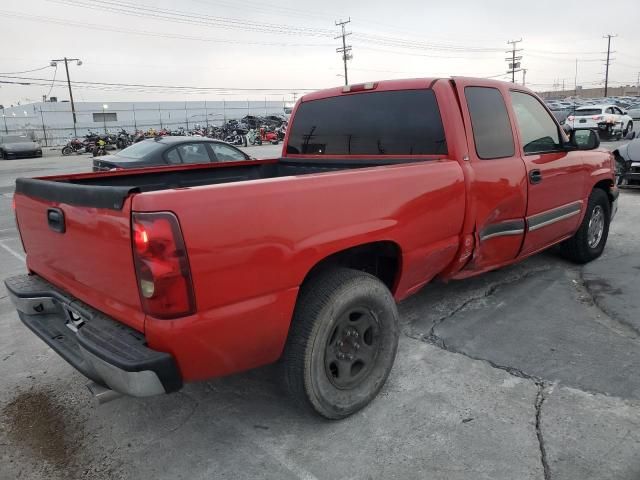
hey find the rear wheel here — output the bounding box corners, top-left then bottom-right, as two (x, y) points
(281, 268), (399, 419)
(0, 150), (5, 159)
(559, 189), (610, 264)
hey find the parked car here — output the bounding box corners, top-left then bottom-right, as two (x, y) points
(6, 77), (617, 419)
(0, 135), (42, 159)
(613, 136), (640, 187)
(92, 136), (252, 171)
(564, 104), (633, 139)
(627, 103), (640, 121)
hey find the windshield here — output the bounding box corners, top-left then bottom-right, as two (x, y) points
(574, 108), (603, 116)
(1, 136), (30, 143)
(112, 140), (165, 160)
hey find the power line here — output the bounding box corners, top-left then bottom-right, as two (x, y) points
(47, 0), (334, 37)
(0, 75), (319, 93)
(335, 18), (352, 86)
(0, 65), (53, 75)
(0, 10), (333, 48)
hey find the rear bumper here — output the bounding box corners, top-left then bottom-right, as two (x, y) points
(4, 274), (182, 396)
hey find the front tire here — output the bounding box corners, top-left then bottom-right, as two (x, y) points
(61, 146), (72, 156)
(559, 189), (611, 264)
(281, 268), (399, 419)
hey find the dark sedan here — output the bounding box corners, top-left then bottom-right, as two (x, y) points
(0, 135), (42, 159)
(93, 136), (252, 171)
(614, 137), (640, 187)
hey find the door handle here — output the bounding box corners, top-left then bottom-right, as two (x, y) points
(529, 169), (542, 184)
(47, 208), (66, 233)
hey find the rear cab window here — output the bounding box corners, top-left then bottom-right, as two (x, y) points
(286, 89), (447, 156)
(464, 86), (515, 159)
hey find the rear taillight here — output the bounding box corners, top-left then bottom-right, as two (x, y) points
(593, 115), (603, 121)
(132, 212), (195, 319)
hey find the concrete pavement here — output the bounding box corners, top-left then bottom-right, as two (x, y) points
(1, 144), (639, 480)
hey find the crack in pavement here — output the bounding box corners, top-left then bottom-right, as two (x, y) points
(535, 383), (551, 480)
(402, 331), (554, 479)
(414, 267), (551, 348)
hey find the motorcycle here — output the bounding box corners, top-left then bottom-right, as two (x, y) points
(61, 138), (88, 155)
(225, 130), (248, 147)
(115, 129), (132, 149)
(246, 128), (262, 146)
(92, 138), (108, 157)
(259, 126), (279, 145)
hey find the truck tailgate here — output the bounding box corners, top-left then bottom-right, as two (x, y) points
(14, 178), (145, 332)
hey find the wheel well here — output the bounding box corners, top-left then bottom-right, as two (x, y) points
(593, 179), (614, 204)
(302, 241), (401, 293)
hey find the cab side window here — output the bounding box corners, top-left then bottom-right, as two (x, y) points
(165, 148), (181, 164)
(465, 87), (515, 159)
(510, 91), (561, 154)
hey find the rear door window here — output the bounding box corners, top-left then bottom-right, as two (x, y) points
(464, 87), (515, 159)
(286, 89), (447, 155)
(210, 143), (247, 162)
(176, 143), (212, 164)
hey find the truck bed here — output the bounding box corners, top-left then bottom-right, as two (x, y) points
(16, 159), (392, 210)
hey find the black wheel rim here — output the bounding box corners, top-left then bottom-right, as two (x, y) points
(324, 307), (381, 389)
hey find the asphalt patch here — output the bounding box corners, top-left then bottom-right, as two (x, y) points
(414, 266), (640, 400)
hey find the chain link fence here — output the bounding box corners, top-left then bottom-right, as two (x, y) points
(1, 100), (289, 146)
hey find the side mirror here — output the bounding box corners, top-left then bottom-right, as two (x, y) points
(570, 129), (600, 150)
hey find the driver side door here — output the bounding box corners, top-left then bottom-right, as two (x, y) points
(509, 90), (589, 256)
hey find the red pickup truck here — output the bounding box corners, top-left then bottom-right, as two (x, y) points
(6, 78), (618, 419)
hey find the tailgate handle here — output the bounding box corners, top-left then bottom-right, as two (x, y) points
(47, 208), (66, 233)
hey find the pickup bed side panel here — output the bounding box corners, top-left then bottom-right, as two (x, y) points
(135, 161), (465, 381)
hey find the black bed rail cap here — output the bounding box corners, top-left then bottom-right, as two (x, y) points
(15, 178), (139, 210)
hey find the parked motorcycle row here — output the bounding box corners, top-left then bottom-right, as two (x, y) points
(61, 115), (288, 157)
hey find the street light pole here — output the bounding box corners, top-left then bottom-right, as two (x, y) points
(51, 57), (82, 137)
(1, 107), (7, 134)
(102, 104), (108, 133)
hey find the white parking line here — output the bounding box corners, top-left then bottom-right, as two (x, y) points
(0, 240), (25, 262)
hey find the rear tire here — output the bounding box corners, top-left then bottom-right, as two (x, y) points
(0, 150), (5, 159)
(281, 268), (399, 419)
(559, 189), (610, 264)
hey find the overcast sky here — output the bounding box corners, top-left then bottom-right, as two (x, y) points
(1, 0), (639, 106)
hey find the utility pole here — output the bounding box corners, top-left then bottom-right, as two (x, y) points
(335, 18), (352, 86)
(636, 71), (639, 96)
(39, 106), (47, 147)
(50, 57), (82, 137)
(603, 34), (617, 97)
(574, 59), (579, 97)
(522, 68), (527, 86)
(506, 39), (523, 83)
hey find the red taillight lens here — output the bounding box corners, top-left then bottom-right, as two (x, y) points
(593, 115), (602, 121)
(132, 212), (195, 319)
(567, 116), (575, 121)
